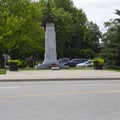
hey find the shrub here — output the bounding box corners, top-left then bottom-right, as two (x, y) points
(93, 57), (104, 70)
(93, 57), (104, 65)
(7, 60), (22, 66)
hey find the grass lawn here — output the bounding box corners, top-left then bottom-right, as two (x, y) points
(107, 69), (120, 72)
(19, 67), (35, 71)
(0, 69), (7, 74)
(68, 67), (94, 70)
(1, 66), (119, 73)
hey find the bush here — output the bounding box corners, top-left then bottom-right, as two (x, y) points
(93, 57), (104, 65)
(7, 60), (22, 66)
(93, 57), (104, 70)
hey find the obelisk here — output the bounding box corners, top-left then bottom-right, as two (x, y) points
(42, 23), (58, 67)
(36, 1), (67, 69)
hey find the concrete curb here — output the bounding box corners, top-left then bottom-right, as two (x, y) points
(0, 77), (120, 82)
(0, 70), (120, 82)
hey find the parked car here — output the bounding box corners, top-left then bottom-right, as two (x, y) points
(69, 58), (87, 67)
(58, 58), (70, 66)
(76, 60), (93, 67)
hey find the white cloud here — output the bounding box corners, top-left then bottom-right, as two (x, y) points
(72, 0), (120, 32)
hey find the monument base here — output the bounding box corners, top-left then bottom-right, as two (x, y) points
(51, 66), (60, 70)
(36, 60), (69, 69)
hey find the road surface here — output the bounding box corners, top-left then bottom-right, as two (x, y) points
(0, 80), (120, 120)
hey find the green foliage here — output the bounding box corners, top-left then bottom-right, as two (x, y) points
(7, 59), (22, 66)
(106, 65), (120, 70)
(53, 0), (74, 12)
(0, 0), (45, 60)
(0, 0), (102, 68)
(0, 69), (6, 74)
(65, 48), (95, 58)
(93, 57), (104, 65)
(86, 22), (102, 52)
(102, 9), (120, 69)
(42, 1), (55, 27)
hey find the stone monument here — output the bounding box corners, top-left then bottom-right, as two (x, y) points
(39, 23), (59, 69)
(36, 1), (67, 69)
(44, 23), (57, 63)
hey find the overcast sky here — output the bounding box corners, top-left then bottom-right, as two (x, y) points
(72, 0), (120, 32)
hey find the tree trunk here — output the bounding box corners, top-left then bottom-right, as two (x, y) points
(0, 51), (4, 69)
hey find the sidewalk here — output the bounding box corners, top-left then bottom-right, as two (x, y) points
(0, 70), (120, 81)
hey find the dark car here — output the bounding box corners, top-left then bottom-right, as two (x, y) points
(69, 58), (87, 67)
(58, 58), (70, 66)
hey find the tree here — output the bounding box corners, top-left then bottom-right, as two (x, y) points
(0, 0), (102, 68)
(42, 1), (55, 28)
(53, 0), (74, 12)
(0, 0), (45, 68)
(39, 0), (74, 57)
(53, 8), (73, 57)
(86, 21), (102, 54)
(40, 0), (102, 58)
(101, 10), (120, 69)
(0, 0), (10, 68)
(64, 8), (89, 58)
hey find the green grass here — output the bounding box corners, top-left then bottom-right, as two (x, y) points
(19, 67), (35, 71)
(107, 69), (120, 72)
(3, 65), (120, 72)
(115, 70), (120, 72)
(68, 67), (94, 70)
(0, 69), (7, 74)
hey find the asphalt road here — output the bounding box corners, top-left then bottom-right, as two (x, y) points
(0, 80), (120, 120)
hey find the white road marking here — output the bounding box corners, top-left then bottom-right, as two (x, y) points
(0, 86), (19, 89)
